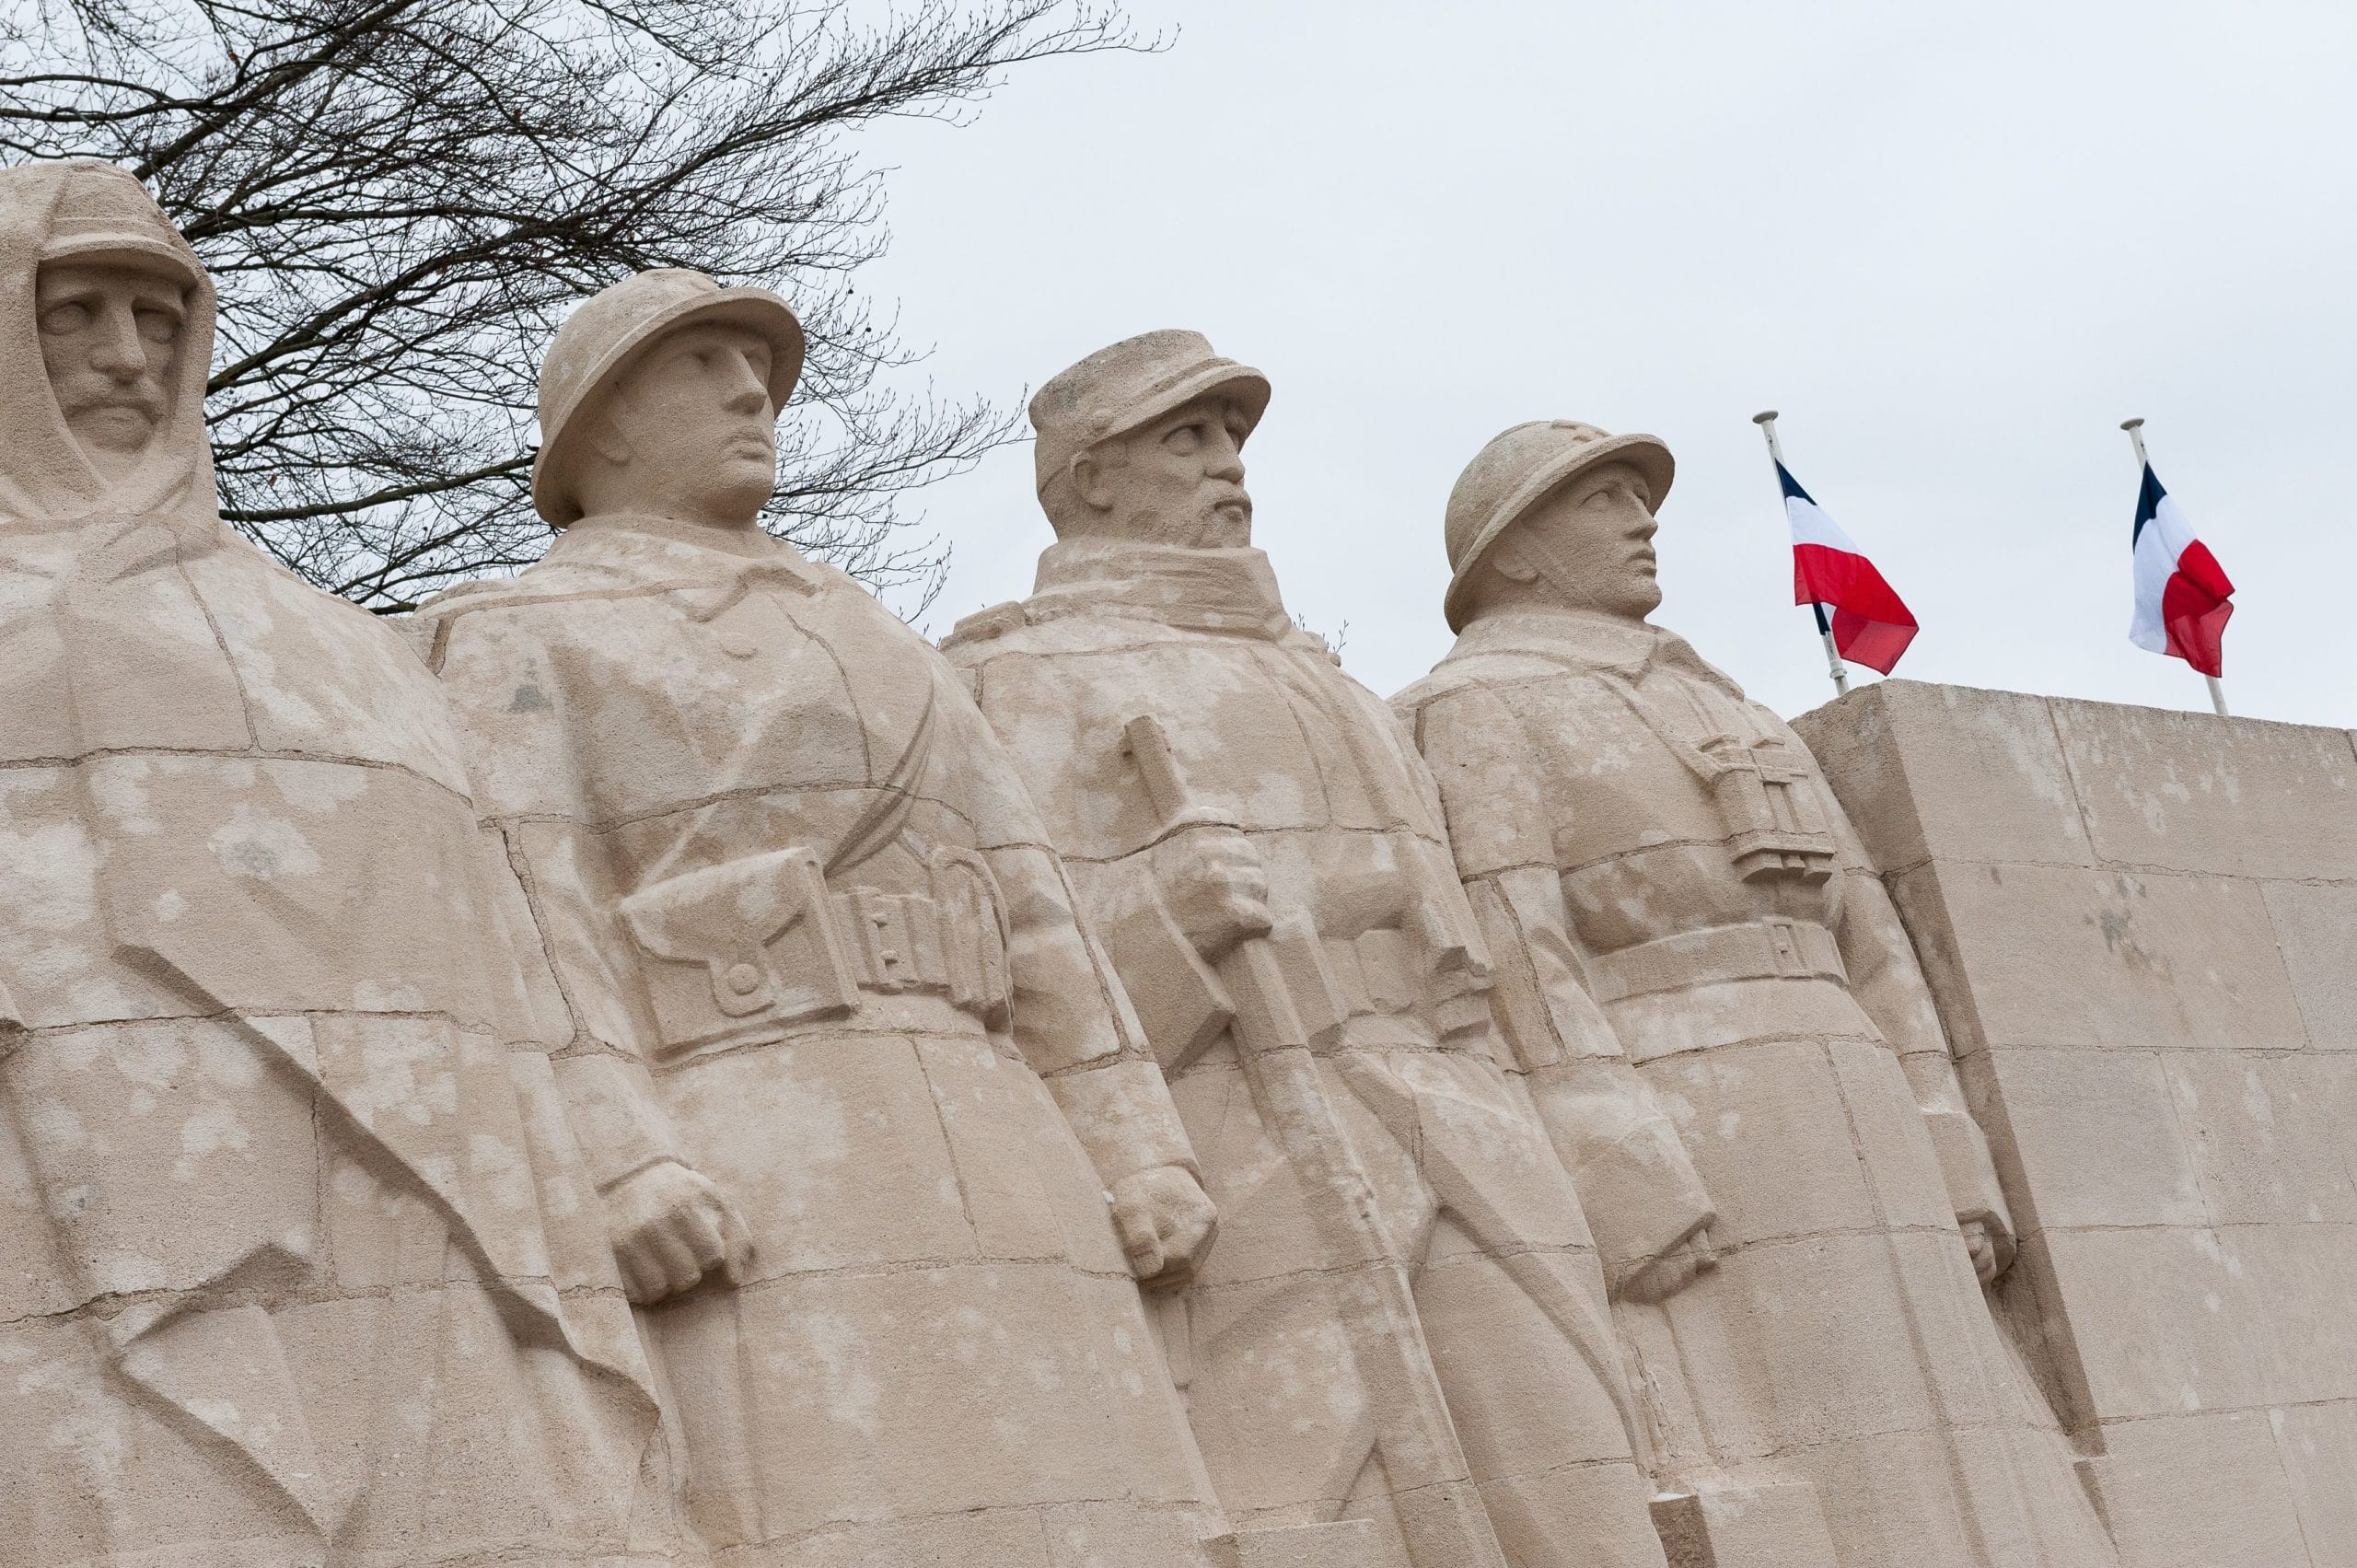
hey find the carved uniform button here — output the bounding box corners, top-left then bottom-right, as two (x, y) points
(725, 961), (762, 995)
(718, 631), (759, 658)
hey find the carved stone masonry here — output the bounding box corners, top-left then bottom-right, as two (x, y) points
(0, 160), (664, 1567)
(945, 331), (1696, 1568)
(414, 273), (1226, 1566)
(1395, 418), (2125, 1568)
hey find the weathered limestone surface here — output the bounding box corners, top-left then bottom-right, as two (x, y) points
(1795, 681), (2357, 1568)
(0, 161), (665, 1565)
(946, 333), (1678, 1568)
(6, 160), (2349, 1568)
(416, 276), (1225, 1565)
(1399, 420), (2123, 1568)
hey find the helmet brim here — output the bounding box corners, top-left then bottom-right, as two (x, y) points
(40, 234), (204, 291)
(532, 286), (807, 527)
(1442, 431), (1674, 633)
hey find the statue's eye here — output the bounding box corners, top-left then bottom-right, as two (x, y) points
(134, 308), (180, 344)
(38, 302), (91, 335)
(1164, 423), (1202, 454)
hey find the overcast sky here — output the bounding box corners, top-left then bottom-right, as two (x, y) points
(856, 0), (2357, 726)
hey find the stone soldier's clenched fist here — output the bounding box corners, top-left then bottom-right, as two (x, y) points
(1109, 1164), (1220, 1294)
(601, 1157), (756, 1305)
(1153, 823), (1273, 960)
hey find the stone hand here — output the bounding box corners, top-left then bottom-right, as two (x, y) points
(603, 1158), (755, 1305)
(1109, 1164), (1219, 1294)
(1155, 823), (1273, 960)
(1960, 1214), (2014, 1286)
(1617, 1225), (1718, 1305)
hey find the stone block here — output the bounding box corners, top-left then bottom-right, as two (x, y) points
(2038, 1224), (2272, 1421)
(1982, 1049), (2207, 1233)
(2049, 697), (2357, 881)
(1887, 860), (2305, 1053)
(1207, 1520), (1397, 1568)
(1796, 681), (2094, 871)
(1649, 1477), (1840, 1568)
(2162, 1051), (2357, 1225)
(2230, 1220), (2357, 1409)
(2265, 879), (2357, 1051)
(2078, 1410), (2310, 1568)
(2272, 1400), (2357, 1567)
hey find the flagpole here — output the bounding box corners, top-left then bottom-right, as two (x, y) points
(1755, 411), (1849, 697)
(2122, 417), (2229, 718)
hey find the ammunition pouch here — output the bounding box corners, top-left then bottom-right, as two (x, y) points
(620, 845), (1012, 1058)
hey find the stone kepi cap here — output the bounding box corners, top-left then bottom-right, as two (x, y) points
(532, 267), (806, 526)
(1030, 329), (1271, 494)
(37, 159), (203, 288)
(1442, 419), (1675, 633)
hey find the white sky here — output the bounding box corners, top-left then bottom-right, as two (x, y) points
(858, 0), (2357, 726)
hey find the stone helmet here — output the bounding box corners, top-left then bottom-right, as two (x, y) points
(1029, 329), (1271, 497)
(531, 267), (806, 526)
(35, 159), (205, 289)
(1441, 419), (1674, 633)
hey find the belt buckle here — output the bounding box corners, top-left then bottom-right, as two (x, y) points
(1764, 918), (1808, 979)
(845, 889), (923, 993)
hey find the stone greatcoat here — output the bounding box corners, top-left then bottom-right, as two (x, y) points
(944, 538), (1675, 1568)
(415, 515), (1222, 1567)
(1394, 607), (2120, 1568)
(0, 161), (663, 1567)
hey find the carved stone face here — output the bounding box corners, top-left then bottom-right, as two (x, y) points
(1074, 391), (1254, 549)
(36, 260), (189, 480)
(1486, 459), (1662, 621)
(575, 320), (780, 528)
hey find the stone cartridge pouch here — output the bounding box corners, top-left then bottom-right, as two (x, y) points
(620, 842), (1015, 1060)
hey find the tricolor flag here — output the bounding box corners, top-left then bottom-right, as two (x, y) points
(1781, 462), (1919, 675)
(2130, 464), (2234, 678)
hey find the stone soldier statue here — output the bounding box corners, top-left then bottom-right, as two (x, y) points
(943, 331), (1706, 1568)
(414, 272), (1228, 1566)
(0, 161), (668, 1564)
(1392, 421), (2122, 1568)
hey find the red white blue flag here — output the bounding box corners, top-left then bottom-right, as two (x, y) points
(2130, 464), (2234, 678)
(1781, 461), (1918, 675)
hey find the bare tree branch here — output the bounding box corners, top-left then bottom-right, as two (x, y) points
(0, 0), (1149, 610)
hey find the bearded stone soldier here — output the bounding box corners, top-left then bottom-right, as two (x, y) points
(0, 161), (667, 1564)
(1392, 420), (2122, 1568)
(942, 331), (1706, 1568)
(414, 273), (1226, 1566)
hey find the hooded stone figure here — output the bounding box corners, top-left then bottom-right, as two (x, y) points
(412, 270), (1228, 1566)
(0, 161), (670, 1564)
(943, 331), (1701, 1568)
(1393, 421), (2122, 1568)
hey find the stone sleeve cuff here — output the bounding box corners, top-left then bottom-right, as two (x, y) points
(1527, 1059), (1716, 1282)
(1922, 1104), (2011, 1234)
(552, 1048), (689, 1193)
(1043, 1055), (1201, 1189)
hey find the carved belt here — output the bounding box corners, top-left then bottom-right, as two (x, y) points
(1585, 918), (1847, 1005)
(618, 845), (1013, 1059)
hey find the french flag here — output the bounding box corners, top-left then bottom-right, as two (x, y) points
(2130, 465), (2234, 678)
(1781, 462), (1918, 675)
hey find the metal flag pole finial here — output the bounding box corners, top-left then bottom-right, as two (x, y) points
(2120, 417), (2227, 717)
(1756, 412), (1847, 696)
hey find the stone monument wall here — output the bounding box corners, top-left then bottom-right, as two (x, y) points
(1796, 681), (2357, 1568)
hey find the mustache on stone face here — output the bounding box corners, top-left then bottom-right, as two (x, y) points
(55, 379), (165, 416)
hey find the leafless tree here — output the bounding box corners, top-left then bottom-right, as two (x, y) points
(0, 0), (1138, 610)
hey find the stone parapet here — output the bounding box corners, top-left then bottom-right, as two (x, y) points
(1796, 679), (2357, 1568)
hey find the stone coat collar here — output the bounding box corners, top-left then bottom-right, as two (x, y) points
(1448, 604), (1746, 700)
(539, 511), (833, 618)
(1028, 535), (1293, 639)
